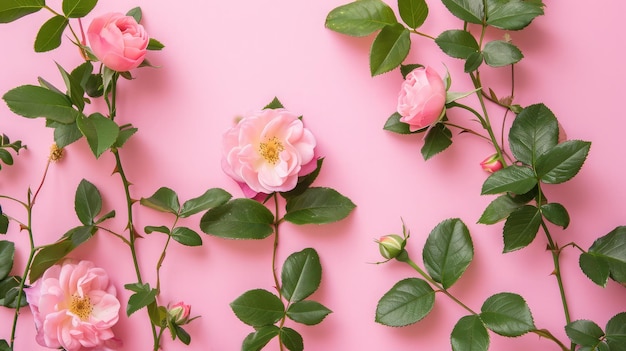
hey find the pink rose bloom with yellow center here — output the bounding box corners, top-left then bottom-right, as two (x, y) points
(24, 260), (122, 351)
(222, 108), (317, 197)
(87, 12), (149, 72)
(397, 66), (447, 131)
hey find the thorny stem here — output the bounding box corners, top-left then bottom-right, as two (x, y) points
(443, 121), (492, 142)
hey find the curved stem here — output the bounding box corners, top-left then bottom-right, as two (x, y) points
(156, 217), (178, 294)
(443, 121), (491, 142)
(0, 195), (27, 208)
(411, 29), (435, 40)
(96, 226), (132, 246)
(532, 329), (570, 351)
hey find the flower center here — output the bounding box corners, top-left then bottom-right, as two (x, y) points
(259, 137), (284, 165)
(69, 295), (93, 321)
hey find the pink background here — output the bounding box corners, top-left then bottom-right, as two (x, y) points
(1, 0), (625, 350)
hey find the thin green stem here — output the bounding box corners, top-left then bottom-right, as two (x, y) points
(532, 329), (570, 351)
(156, 217), (178, 293)
(443, 121), (491, 142)
(411, 29), (435, 40)
(96, 226), (132, 246)
(469, 72), (507, 167)
(0, 195), (27, 208)
(269, 193), (286, 351)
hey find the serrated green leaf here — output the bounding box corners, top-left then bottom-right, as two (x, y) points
(509, 103), (558, 166)
(565, 320), (605, 347)
(57, 62), (86, 111)
(29, 240), (74, 282)
(75, 179), (102, 225)
(280, 327), (303, 351)
(35, 15), (68, 52)
(480, 165), (537, 195)
(383, 112), (413, 134)
(579, 252), (610, 287)
(76, 113), (120, 158)
(126, 7), (142, 22)
(280, 158), (324, 200)
(325, 0), (397, 37)
(606, 312), (626, 351)
(370, 23), (411, 76)
(113, 126), (138, 148)
(180, 188), (232, 217)
(375, 278), (435, 327)
(0, 215), (8, 234)
(423, 218), (473, 289)
(480, 292), (535, 337)
(398, 0), (428, 29)
(0, 0), (45, 23)
(478, 194), (525, 224)
(62, 0), (97, 18)
(587, 227), (626, 284)
(52, 121), (82, 148)
(200, 198), (274, 239)
(126, 283), (157, 316)
(0, 150), (12, 166)
(64, 225), (95, 247)
(0, 241), (15, 280)
(3, 85), (78, 124)
(502, 205), (541, 252)
(441, 0), (484, 24)
(451, 315), (490, 351)
(284, 187), (355, 225)
(464, 51), (483, 72)
(242, 326), (280, 351)
(540, 203), (569, 229)
(281, 248), (321, 303)
(230, 289), (284, 327)
(171, 227), (202, 246)
(482, 40), (523, 67)
(140, 187), (180, 214)
(535, 140), (591, 184)
(286, 300), (332, 325)
(0, 276), (27, 308)
(486, 0), (544, 30)
(435, 29), (479, 59)
(421, 123), (452, 160)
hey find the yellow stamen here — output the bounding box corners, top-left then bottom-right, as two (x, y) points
(69, 295), (93, 321)
(258, 137), (284, 165)
(49, 144), (64, 162)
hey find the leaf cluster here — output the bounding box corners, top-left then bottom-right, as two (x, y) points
(0, 134), (26, 171)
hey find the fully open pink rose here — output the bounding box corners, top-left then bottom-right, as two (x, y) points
(24, 260), (121, 351)
(397, 66), (446, 131)
(87, 12), (148, 72)
(222, 108), (317, 197)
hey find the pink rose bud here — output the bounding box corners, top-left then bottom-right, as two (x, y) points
(378, 234), (406, 260)
(168, 302), (191, 325)
(480, 154), (503, 173)
(397, 66), (447, 132)
(87, 12), (149, 72)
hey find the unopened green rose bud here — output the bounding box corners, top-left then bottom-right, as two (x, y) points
(378, 234), (406, 260)
(167, 302), (191, 325)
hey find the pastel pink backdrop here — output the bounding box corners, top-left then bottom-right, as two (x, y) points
(1, 0), (625, 350)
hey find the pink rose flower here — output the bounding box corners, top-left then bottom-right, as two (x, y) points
(480, 154), (503, 173)
(168, 301), (192, 325)
(87, 12), (149, 72)
(222, 108), (317, 197)
(397, 66), (447, 131)
(24, 260), (122, 351)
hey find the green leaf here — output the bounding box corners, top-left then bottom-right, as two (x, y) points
(423, 218), (473, 289)
(502, 205), (541, 252)
(62, 0), (97, 18)
(112, 126), (138, 149)
(375, 278), (435, 327)
(286, 300), (332, 325)
(421, 123), (452, 160)
(147, 38), (165, 50)
(125, 283), (157, 316)
(325, 0), (397, 37)
(383, 112), (412, 134)
(0, 276), (27, 308)
(579, 252), (610, 287)
(482, 40), (523, 67)
(0, 215), (8, 234)
(478, 194), (524, 224)
(0, 339), (9, 351)
(284, 187), (355, 225)
(29, 240), (74, 282)
(75, 179), (102, 225)
(280, 158), (325, 200)
(540, 203), (569, 229)
(171, 227), (202, 246)
(264, 97), (284, 109)
(535, 140), (591, 184)
(144, 225), (170, 235)
(34, 15), (68, 52)
(509, 103), (558, 166)
(435, 30), (479, 59)
(441, 0), (484, 24)
(480, 165), (537, 195)
(587, 226), (626, 284)
(173, 324), (191, 345)
(180, 188), (232, 217)
(84, 73), (103, 98)
(464, 52), (483, 72)
(0, 149), (13, 166)
(200, 198), (274, 239)
(280, 327), (303, 351)
(52, 121), (82, 147)
(606, 312), (626, 351)
(56, 62), (85, 111)
(140, 187), (180, 214)
(0, 241), (15, 280)
(398, 0), (428, 29)
(0, 0), (44, 23)
(451, 315), (490, 351)
(3, 85), (78, 124)
(400, 63), (424, 79)
(242, 326), (280, 351)
(126, 7), (142, 22)
(76, 113), (120, 158)
(486, 0), (544, 30)
(281, 248), (322, 303)
(370, 23), (411, 76)
(480, 292), (535, 337)
(70, 61), (93, 89)
(64, 225), (95, 247)
(565, 320), (605, 347)
(230, 289), (285, 327)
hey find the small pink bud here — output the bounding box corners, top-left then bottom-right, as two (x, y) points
(168, 302), (191, 325)
(480, 154), (503, 173)
(378, 234), (406, 260)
